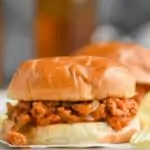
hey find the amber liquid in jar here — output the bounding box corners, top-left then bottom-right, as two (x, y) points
(35, 0), (96, 57)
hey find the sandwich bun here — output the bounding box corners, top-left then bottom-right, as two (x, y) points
(3, 117), (140, 145)
(8, 56), (135, 101)
(76, 42), (150, 84)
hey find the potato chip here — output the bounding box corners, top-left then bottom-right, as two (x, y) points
(131, 127), (150, 150)
(138, 92), (150, 128)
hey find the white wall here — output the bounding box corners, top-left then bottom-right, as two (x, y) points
(3, 0), (35, 80)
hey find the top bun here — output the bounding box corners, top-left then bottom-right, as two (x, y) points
(76, 42), (150, 84)
(8, 56), (135, 101)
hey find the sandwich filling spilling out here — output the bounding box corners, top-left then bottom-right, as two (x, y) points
(7, 97), (139, 133)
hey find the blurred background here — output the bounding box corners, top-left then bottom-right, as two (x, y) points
(1, 0), (150, 88)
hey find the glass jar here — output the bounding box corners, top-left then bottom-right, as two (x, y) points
(35, 0), (96, 57)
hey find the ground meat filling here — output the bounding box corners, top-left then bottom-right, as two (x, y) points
(7, 97), (138, 132)
(136, 84), (150, 101)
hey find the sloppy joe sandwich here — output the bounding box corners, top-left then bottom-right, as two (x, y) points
(3, 56), (140, 145)
(76, 42), (150, 101)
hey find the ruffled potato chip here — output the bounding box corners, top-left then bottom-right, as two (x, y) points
(138, 92), (150, 128)
(131, 127), (150, 150)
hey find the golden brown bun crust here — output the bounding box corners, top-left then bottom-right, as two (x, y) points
(2, 117), (140, 145)
(8, 56), (135, 101)
(76, 42), (150, 84)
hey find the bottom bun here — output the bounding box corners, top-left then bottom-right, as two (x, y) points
(3, 117), (140, 145)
